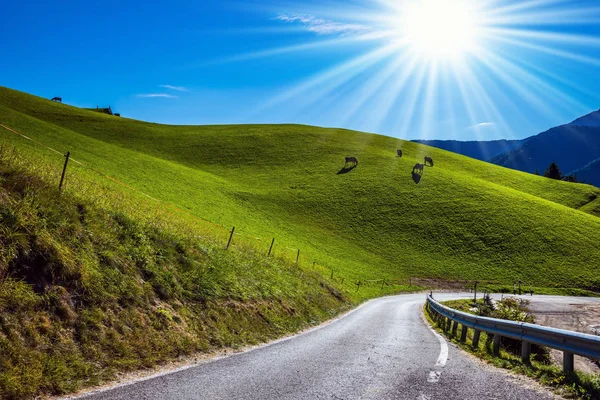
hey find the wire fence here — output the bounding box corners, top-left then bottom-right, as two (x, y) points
(0, 122), (554, 295)
(0, 122), (378, 290)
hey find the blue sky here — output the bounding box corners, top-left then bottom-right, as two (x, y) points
(2, 0), (600, 140)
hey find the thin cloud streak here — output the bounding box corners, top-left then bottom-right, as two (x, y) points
(468, 122), (495, 129)
(275, 13), (370, 36)
(159, 84), (190, 92)
(137, 93), (178, 99)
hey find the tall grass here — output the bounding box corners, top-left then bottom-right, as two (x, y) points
(0, 145), (350, 398)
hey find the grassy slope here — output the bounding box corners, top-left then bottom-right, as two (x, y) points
(2, 86), (600, 292)
(0, 145), (348, 398)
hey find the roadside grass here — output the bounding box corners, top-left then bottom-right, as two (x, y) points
(425, 300), (600, 399)
(0, 145), (352, 399)
(1, 86), (600, 293)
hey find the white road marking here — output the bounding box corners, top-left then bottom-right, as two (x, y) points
(420, 305), (449, 368)
(420, 304), (449, 387)
(430, 325), (448, 367)
(427, 371), (441, 383)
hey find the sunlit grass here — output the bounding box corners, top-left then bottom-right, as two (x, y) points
(0, 144), (351, 398)
(2, 86), (600, 292)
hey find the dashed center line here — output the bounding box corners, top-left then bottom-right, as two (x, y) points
(427, 371), (441, 383)
(427, 369), (441, 386)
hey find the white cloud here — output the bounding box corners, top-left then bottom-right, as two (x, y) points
(159, 84), (189, 92)
(137, 93), (178, 99)
(275, 13), (369, 36)
(468, 122), (495, 129)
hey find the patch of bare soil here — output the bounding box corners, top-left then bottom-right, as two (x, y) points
(527, 298), (600, 375)
(411, 278), (471, 291)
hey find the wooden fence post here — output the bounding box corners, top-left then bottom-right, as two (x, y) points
(59, 151), (70, 191)
(268, 238), (275, 256)
(226, 227), (235, 249)
(296, 249), (300, 264)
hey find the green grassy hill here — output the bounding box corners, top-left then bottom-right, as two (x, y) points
(2, 85), (600, 397)
(2, 85), (600, 292)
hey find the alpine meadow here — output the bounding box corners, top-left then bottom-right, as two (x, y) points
(1, 85), (600, 397)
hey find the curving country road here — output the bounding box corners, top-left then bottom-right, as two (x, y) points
(72, 293), (560, 400)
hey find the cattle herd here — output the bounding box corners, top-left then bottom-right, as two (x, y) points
(344, 149), (434, 181)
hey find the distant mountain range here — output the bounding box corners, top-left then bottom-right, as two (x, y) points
(414, 108), (600, 186)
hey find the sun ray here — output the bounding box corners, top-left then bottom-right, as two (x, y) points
(252, 42), (401, 117)
(244, 0), (600, 141)
(501, 53), (600, 102)
(338, 51), (413, 126)
(419, 60), (441, 140)
(190, 34), (381, 68)
(485, 28), (600, 47)
(485, 0), (568, 18)
(370, 56), (421, 134)
(393, 63), (429, 138)
(484, 34), (600, 68)
(474, 48), (587, 121)
(484, 4), (600, 26)
(451, 62), (487, 142)
(457, 59), (520, 144)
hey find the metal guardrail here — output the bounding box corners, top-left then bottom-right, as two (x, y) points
(426, 294), (600, 373)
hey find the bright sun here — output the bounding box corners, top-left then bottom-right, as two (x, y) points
(401, 0), (480, 59)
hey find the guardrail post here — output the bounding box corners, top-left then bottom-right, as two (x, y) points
(493, 334), (501, 355)
(472, 329), (481, 347)
(563, 351), (574, 373)
(460, 324), (468, 343)
(444, 317), (451, 332)
(452, 320), (459, 336)
(521, 341), (531, 363)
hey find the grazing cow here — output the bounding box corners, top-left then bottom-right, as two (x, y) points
(51, 97), (62, 103)
(397, 149), (403, 157)
(345, 156), (358, 168)
(413, 163), (424, 174)
(424, 156), (434, 167)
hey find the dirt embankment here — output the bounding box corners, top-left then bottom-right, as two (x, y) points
(525, 297), (600, 374)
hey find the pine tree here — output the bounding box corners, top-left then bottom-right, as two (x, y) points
(563, 174), (579, 183)
(544, 162), (563, 180)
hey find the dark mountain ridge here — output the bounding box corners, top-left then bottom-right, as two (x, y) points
(415, 108), (600, 186)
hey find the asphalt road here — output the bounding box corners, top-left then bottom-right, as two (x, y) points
(74, 293), (558, 400)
